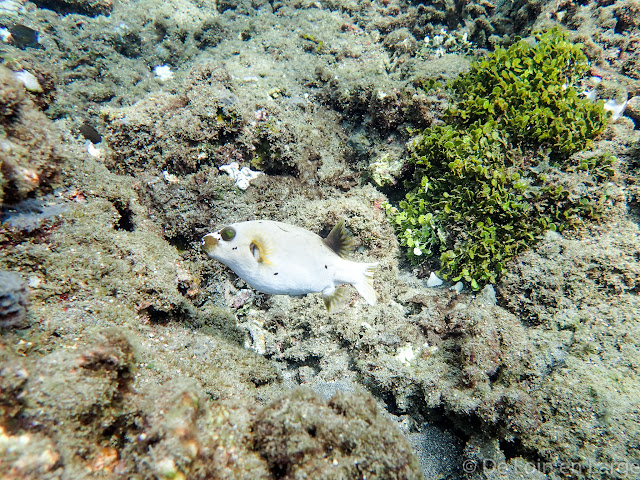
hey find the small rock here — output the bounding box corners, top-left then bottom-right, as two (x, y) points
(0, 271), (29, 329)
(474, 284), (497, 306)
(409, 294), (430, 306)
(79, 122), (102, 144)
(9, 24), (42, 49)
(31, 0), (113, 17)
(625, 96), (640, 124)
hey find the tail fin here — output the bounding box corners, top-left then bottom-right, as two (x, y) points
(353, 262), (378, 305)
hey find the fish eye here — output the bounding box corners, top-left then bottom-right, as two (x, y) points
(220, 226), (236, 241)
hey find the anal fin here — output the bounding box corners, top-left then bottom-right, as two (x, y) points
(322, 286), (350, 314)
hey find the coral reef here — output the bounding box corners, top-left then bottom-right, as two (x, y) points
(102, 63), (246, 176)
(0, 324), (421, 479)
(0, 65), (65, 204)
(253, 388), (422, 479)
(496, 222), (640, 477)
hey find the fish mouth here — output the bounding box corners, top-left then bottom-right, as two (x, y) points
(201, 234), (218, 255)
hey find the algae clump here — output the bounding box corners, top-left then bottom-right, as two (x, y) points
(386, 28), (612, 289)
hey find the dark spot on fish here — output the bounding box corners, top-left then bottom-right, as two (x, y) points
(325, 265), (328, 269)
(9, 25), (42, 50)
(273, 272), (278, 275)
(79, 122), (101, 144)
(232, 247), (238, 250)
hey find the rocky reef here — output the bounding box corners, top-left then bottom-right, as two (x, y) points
(1, 0), (640, 479)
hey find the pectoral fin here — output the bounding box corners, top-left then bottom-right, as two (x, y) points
(249, 235), (273, 265)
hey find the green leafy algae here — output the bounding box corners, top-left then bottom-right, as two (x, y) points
(386, 28), (612, 290)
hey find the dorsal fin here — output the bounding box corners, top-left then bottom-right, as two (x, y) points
(323, 220), (354, 258)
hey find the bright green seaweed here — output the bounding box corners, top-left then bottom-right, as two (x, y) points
(386, 28), (612, 289)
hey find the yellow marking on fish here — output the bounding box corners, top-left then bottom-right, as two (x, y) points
(249, 236), (273, 265)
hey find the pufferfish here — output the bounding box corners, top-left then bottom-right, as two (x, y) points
(201, 220), (377, 313)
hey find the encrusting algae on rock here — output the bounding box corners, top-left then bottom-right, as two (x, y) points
(202, 220), (377, 313)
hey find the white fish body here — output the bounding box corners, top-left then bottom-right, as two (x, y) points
(202, 220), (377, 312)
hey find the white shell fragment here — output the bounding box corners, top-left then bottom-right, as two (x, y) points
(0, 27), (11, 43)
(426, 272), (443, 287)
(14, 70), (43, 92)
(580, 81), (628, 122)
(603, 99), (628, 121)
(396, 343), (415, 365)
(581, 88), (597, 102)
(86, 142), (102, 158)
(162, 170), (179, 184)
(450, 281), (464, 294)
(219, 162), (263, 190)
(153, 64), (174, 82)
